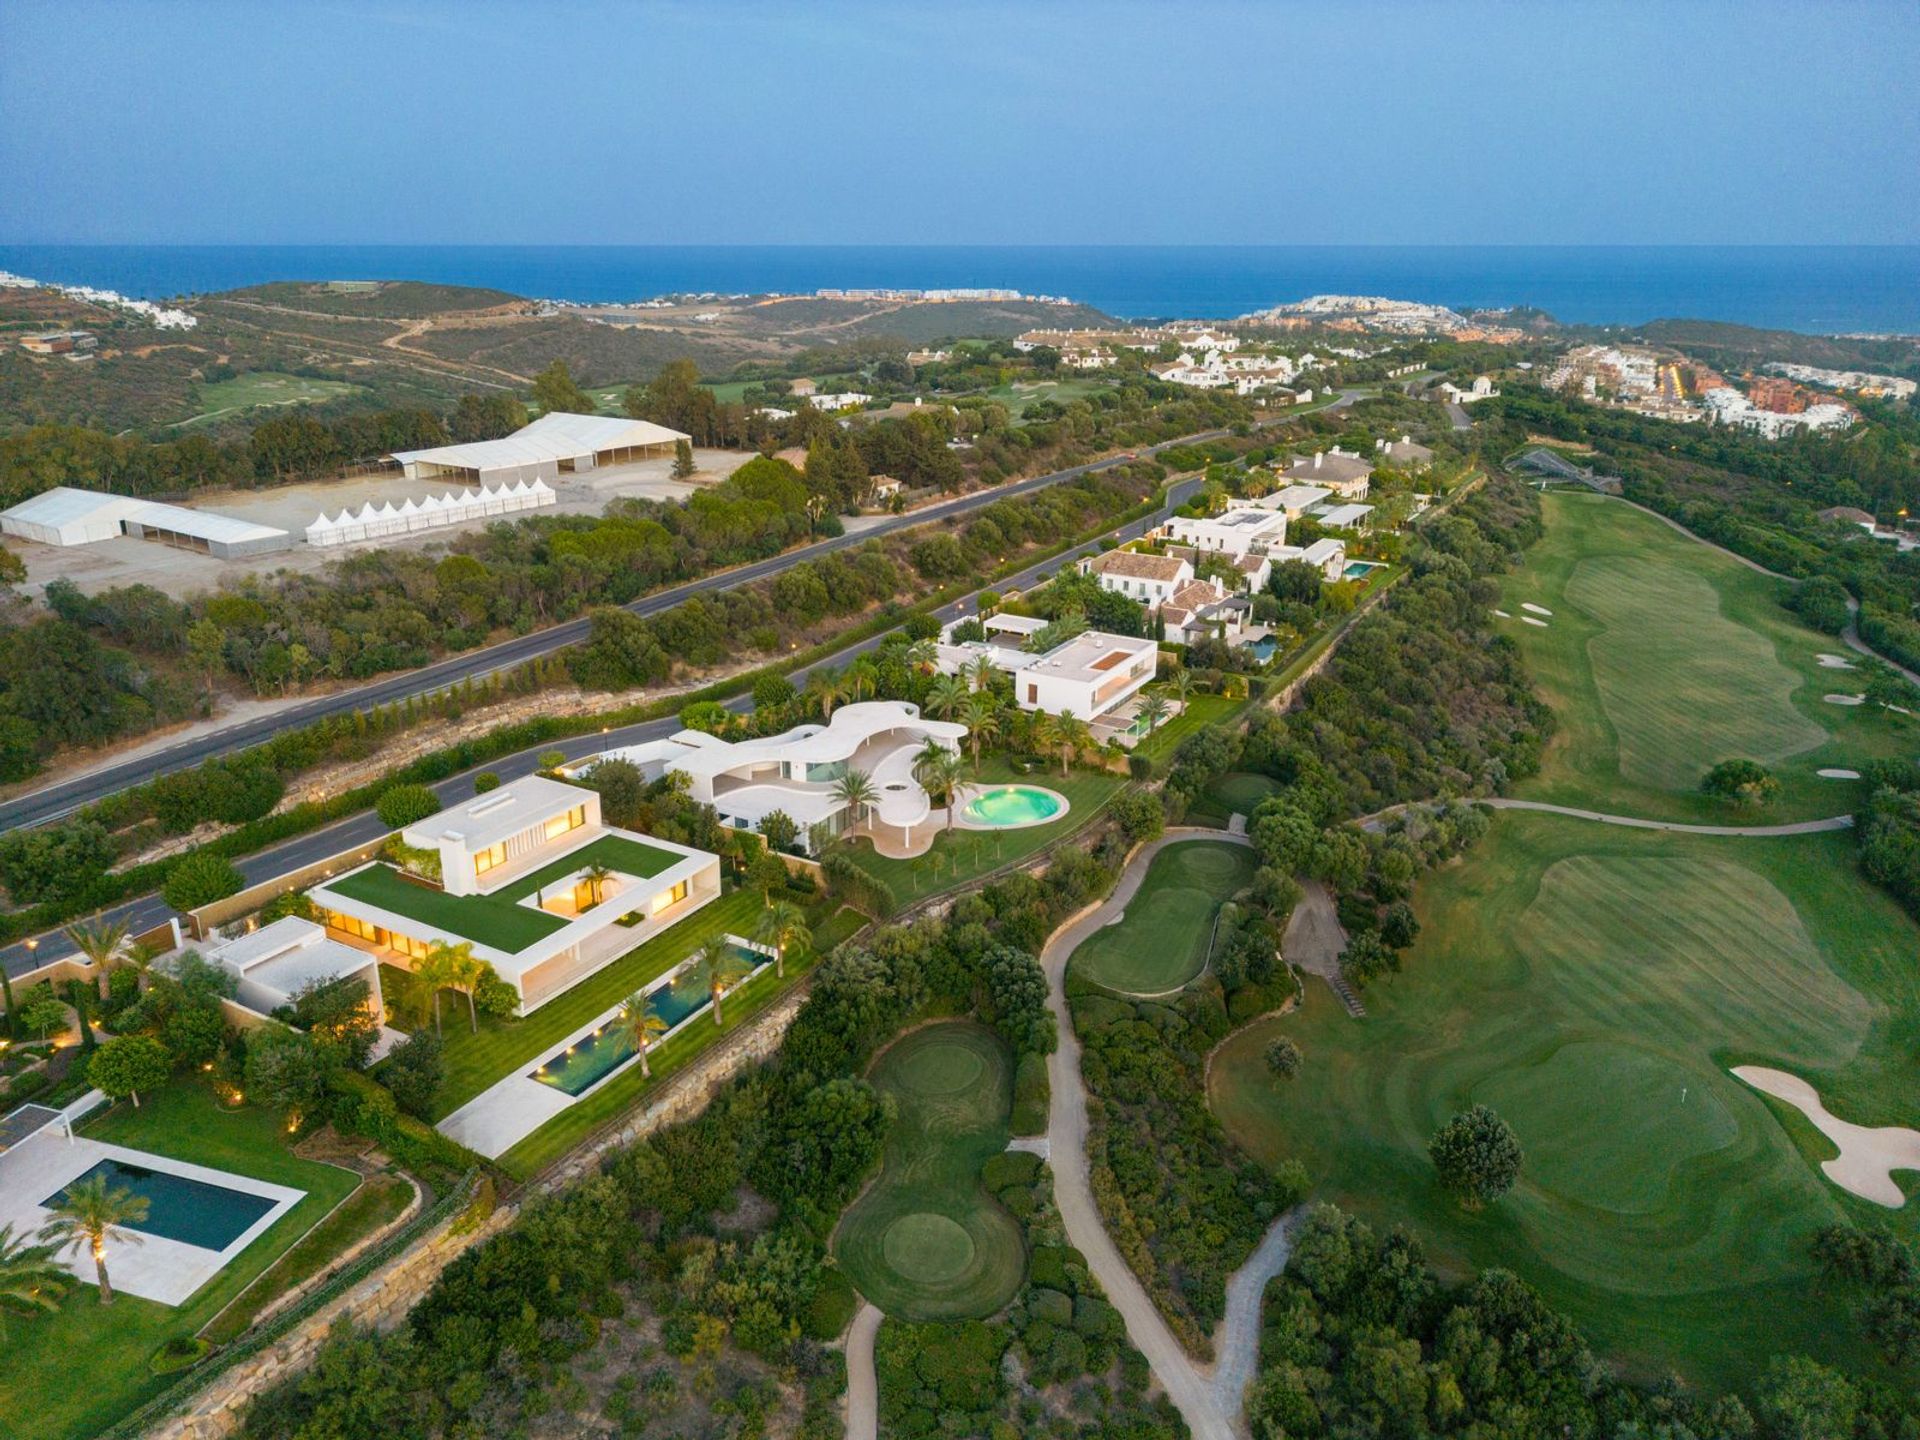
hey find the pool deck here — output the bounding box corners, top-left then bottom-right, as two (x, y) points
(0, 1128), (305, 1306)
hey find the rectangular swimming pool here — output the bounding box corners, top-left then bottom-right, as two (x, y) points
(45, 1158), (278, 1252)
(531, 941), (773, 1098)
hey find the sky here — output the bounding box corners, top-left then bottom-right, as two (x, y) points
(3, 0), (1917, 247)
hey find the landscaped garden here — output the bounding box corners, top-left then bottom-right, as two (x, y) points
(833, 1021), (1026, 1320)
(1498, 491), (1912, 821)
(1209, 810), (1920, 1393)
(1068, 839), (1253, 994)
(0, 1081), (369, 1440)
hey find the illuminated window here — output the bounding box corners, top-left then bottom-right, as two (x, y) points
(543, 804), (587, 842)
(474, 841), (507, 877)
(651, 879), (690, 915)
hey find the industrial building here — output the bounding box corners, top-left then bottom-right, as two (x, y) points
(0, 486), (291, 558)
(387, 411), (691, 486)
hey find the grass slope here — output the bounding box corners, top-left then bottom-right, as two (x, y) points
(1070, 840), (1254, 994)
(0, 1083), (363, 1440)
(833, 1022), (1025, 1320)
(1209, 811), (1920, 1392)
(1499, 492), (1912, 821)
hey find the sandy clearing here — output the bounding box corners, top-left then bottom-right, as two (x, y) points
(1824, 693), (1866, 706)
(1522, 602), (1554, 616)
(1522, 616), (1549, 628)
(1493, 608), (1512, 618)
(1816, 653), (1858, 669)
(1817, 768), (1862, 780)
(1732, 1066), (1920, 1208)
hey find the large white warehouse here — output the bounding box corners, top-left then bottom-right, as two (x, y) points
(0, 486), (291, 558)
(388, 411), (691, 486)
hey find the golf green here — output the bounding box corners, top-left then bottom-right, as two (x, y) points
(1499, 493), (1911, 821)
(833, 1022), (1026, 1320)
(1207, 811), (1920, 1391)
(1070, 840), (1255, 994)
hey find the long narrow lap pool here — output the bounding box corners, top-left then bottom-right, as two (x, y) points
(531, 941), (773, 1097)
(46, 1159), (278, 1251)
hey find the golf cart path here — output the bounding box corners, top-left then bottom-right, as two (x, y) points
(1041, 828), (1288, 1440)
(843, 1301), (882, 1440)
(1365, 796), (1852, 837)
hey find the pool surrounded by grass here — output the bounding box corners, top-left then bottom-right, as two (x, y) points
(1343, 560), (1384, 580)
(530, 938), (773, 1097)
(961, 784), (1067, 828)
(46, 1159), (278, 1252)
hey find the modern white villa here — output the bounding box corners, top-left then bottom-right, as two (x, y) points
(1161, 506), (1291, 559)
(209, 916), (386, 1020)
(307, 776), (721, 1014)
(582, 700), (968, 855)
(937, 615), (1159, 722)
(1232, 483), (1332, 518)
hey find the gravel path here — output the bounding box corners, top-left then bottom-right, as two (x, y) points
(843, 1302), (882, 1440)
(1041, 829), (1285, 1440)
(1479, 797), (1852, 836)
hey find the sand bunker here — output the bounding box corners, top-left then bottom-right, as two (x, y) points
(1824, 693), (1866, 706)
(1522, 616), (1549, 628)
(1732, 1066), (1920, 1208)
(1816, 653), (1858, 670)
(1817, 768), (1862, 780)
(1493, 609), (1512, 618)
(1522, 602), (1554, 617)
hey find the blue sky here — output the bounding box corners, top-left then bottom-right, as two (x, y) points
(3, 0), (1915, 245)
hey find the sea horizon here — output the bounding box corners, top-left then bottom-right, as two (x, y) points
(4, 242), (1918, 334)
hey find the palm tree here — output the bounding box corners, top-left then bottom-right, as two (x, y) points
(1138, 693), (1170, 737)
(615, 991), (668, 1080)
(696, 939), (752, 1027)
(1053, 709), (1089, 777)
(0, 1224), (69, 1335)
(806, 668), (847, 720)
(966, 653), (995, 694)
(833, 768), (878, 829)
(961, 692), (1001, 769)
(119, 940), (163, 994)
(40, 1175), (147, 1306)
(756, 901), (811, 978)
(415, 940), (476, 1037)
(919, 747), (968, 830)
(447, 947), (487, 1035)
(64, 915), (129, 1000)
(1169, 669), (1195, 709)
(904, 638), (938, 674)
(924, 673), (968, 722)
(845, 656), (879, 702)
(1026, 710), (1057, 766)
(581, 863), (615, 908)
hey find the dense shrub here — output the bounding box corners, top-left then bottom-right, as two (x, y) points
(161, 851), (245, 912)
(374, 783), (442, 829)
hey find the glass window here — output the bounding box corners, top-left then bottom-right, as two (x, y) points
(473, 841), (507, 876)
(651, 879), (690, 915)
(543, 805), (586, 841)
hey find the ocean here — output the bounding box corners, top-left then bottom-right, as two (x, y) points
(3, 245), (1918, 335)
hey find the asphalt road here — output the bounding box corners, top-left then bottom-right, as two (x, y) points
(2, 469), (1216, 978)
(0, 399), (1357, 832)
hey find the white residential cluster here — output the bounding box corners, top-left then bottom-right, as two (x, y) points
(1701, 387), (1856, 437)
(0, 270), (197, 328)
(306, 479), (556, 547)
(1765, 363), (1916, 401)
(1240, 294), (1469, 333)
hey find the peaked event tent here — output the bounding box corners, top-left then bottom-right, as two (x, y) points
(305, 478), (555, 547)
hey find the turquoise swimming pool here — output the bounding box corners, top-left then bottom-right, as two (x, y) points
(47, 1159), (277, 1252)
(531, 941), (772, 1097)
(1343, 560), (1383, 580)
(962, 785), (1065, 827)
(1249, 637), (1279, 663)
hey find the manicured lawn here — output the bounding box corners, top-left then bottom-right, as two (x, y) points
(1070, 840), (1254, 994)
(419, 888), (768, 1118)
(0, 1082), (365, 1440)
(984, 378), (1113, 418)
(1132, 691), (1243, 769)
(494, 833), (682, 901)
(1208, 810), (1920, 1393)
(1205, 771), (1281, 819)
(843, 755), (1127, 909)
(1500, 492), (1914, 821)
(181, 371), (364, 426)
(833, 1022), (1025, 1320)
(329, 863), (566, 953)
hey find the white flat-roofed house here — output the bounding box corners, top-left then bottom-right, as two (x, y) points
(1282, 448), (1373, 499)
(1268, 537), (1348, 582)
(1162, 507), (1290, 559)
(806, 391), (873, 411)
(1013, 631), (1158, 721)
(1313, 502), (1375, 531)
(1230, 484), (1332, 519)
(308, 776), (721, 1014)
(1083, 549), (1193, 607)
(584, 700), (967, 855)
(1438, 376), (1499, 405)
(389, 412), (692, 487)
(209, 917), (385, 1020)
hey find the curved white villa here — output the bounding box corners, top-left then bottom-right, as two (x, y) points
(587, 700), (968, 854)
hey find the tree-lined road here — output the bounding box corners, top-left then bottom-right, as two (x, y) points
(0, 396), (1361, 832)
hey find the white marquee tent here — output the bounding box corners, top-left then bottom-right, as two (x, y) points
(305, 478), (555, 547)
